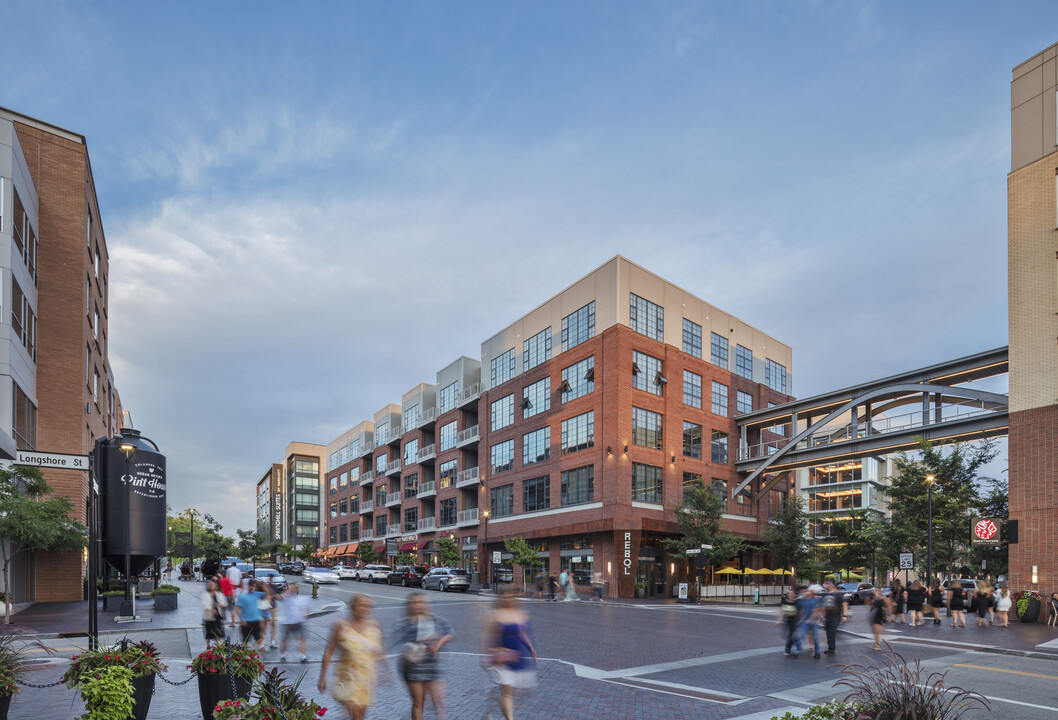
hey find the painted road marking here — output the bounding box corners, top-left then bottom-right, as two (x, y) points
(954, 663), (1058, 681)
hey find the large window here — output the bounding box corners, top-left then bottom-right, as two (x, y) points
(350, 466), (360, 484)
(632, 463), (663, 504)
(523, 377), (550, 419)
(439, 382), (458, 414)
(632, 351), (664, 396)
(765, 359), (788, 394)
(632, 407), (663, 450)
(682, 319), (702, 358)
(339, 523), (348, 542)
(404, 439), (418, 466)
(561, 356), (594, 403)
(404, 473), (417, 499)
(736, 390), (753, 414)
(439, 421), (457, 451)
(735, 345), (753, 380)
(11, 278), (35, 359)
(711, 431), (729, 465)
(523, 427), (551, 465)
(375, 485), (386, 506)
(439, 459), (457, 489)
(349, 521), (360, 541)
(440, 498), (457, 526)
(349, 496), (359, 514)
(523, 475), (550, 513)
(491, 348), (516, 388)
(561, 465), (594, 505)
(712, 479), (728, 503)
(683, 370), (702, 408)
(561, 301), (595, 352)
(375, 514), (386, 536)
(561, 411), (594, 454)
(375, 453), (387, 475)
(12, 189), (38, 283)
(630, 293), (664, 341)
(12, 382), (36, 451)
(683, 421), (702, 458)
(403, 404), (419, 432)
(710, 332), (728, 368)
(404, 507), (418, 532)
(734, 488), (753, 516)
(329, 478), (338, 495)
(523, 327), (552, 371)
(490, 440), (514, 474)
(375, 421), (389, 445)
(491, 394), (514, 431)
(491, 484), (514, 518)
(329, 502), (337, 519)
(682, 472), (703, 499)
(711, 381), (729, 417)
(339, 499), (348, 516)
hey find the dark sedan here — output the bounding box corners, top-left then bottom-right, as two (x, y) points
(387, 565), (429, 587)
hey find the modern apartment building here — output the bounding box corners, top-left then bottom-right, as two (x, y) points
(323, 256), (792, 597)
(0, 108), (124, 602)
(255, 442), (325, 552)
(1008, 43), (1058, 598)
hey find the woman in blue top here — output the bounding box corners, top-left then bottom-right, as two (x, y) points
(484, 587), (537, 720)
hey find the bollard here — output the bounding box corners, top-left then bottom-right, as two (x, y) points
(312, 580), (319, 599)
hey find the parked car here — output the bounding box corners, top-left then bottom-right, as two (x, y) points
(200, 559), (221, 579)
(249, 568), (288, 591)
(303, 567), (340, 584)
(943, 578), (980, 592)
(285, 562), (306, 575)
(356, 565), (391, 583)
(838, 582), (874, 604)
(387, 566), (429, 587)
(422, 567), (470, 592)
(333, 564), (359, 579)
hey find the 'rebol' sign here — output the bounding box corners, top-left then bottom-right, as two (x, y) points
(971, 517), (1002, 545)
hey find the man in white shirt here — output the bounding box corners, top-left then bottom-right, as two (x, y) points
(278, 584), (309, 663)
(226, 563), (242, 600)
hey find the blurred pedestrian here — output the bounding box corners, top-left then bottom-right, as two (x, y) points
(235, 580), (266, 647)
(821, 580), (847, 653)
(484, 586), (537, 720)
(319, 594), (389, 720)
(777, 589), (799, 657)
(392, 593), (454, 720)
(994, 581), (1012, 627)
(948, 581), (967, 628)
(929, 579), (944, 625)
(534, 573), (544, 601)
(201, 579), (228, 648)
(906, 580), (926, 626)
(279, 583), (309, 662)
(869, 587), (888, 650)
(547, 575), (557, 602)
(973, 582), (992, 628)
(260, 581), (278, 648)
(796, 585), (824, 658)
(164, 559), (173, 581)
(889, 580), (906, 624)
(591, 571), (605, 602)
(219, 571), (237, 627)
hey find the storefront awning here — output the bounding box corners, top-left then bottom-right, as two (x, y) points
(374, 544), (386, 554)
(398, 542), (419, 552)
(322, 547), (336, 557)
(344, 543), (359, 555)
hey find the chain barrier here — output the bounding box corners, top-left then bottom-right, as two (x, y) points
(157, 671), (195, 686)
(16, 678), (65, 688)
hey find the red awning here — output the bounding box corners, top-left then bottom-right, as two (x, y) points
(374, 544), (386, 554)
(344, 543), (359, 555)
(398, 542), (419, 552)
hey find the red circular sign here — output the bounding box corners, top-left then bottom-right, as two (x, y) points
(974, 519), (998, 540)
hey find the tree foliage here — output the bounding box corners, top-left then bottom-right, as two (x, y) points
(436, 536), (461, 568)
(664, 480), (744, 569)
(236, 529), (268, 566)
(0, 467), (87, 623)
(503, 537), (541, 587)
(355, 543), (380, 565)
(276, 543), (294, 561)
(764, 495), (811, 575)
(296, 542), (316, 562)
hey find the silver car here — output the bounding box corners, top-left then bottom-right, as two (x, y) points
(422, 567), (470, 592)
(302, 567), (340, 584)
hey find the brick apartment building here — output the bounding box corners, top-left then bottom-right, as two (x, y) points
(323, 256), (792, 598)
(0, 108), (124, 603)
(255, 442), (326, 553)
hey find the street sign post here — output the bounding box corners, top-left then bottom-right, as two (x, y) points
(0, 451), (90, 472)
(899, 552), (914, 584)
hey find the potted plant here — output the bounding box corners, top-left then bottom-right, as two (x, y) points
(103, 590), (125, 613)
(1013, 589), (1043, 623)
(151, 584), (180, 611)
(210, 668), (328, 719)
(635, 582), (646, 599)
(0, 624), (52, 719)
(192, 642), (264, 720)
(62, 639), (166, 720)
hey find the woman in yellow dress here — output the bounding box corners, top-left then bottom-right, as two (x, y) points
(319, 594), (389, 720)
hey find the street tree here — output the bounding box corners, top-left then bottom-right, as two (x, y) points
(503, 537), (541, 588)
(236, 529), (268, 569)
(276, 543), (294, 562)
(396, 552), (415, 566)
(355, 544), (380, 565)
(824, 515), (872, 581)
(763, 494), (810, 587)
(664, 479), (744, 574)
(296, 542), (316, 563)
(192, 514), (236, 561)
(436, 537), (460, 568)
(0, 466), (87, 623)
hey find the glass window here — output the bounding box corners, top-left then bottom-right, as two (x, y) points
(349, 438), (361, 457)
(523, 475), (550, 513)
(350, 466), (360, 484)
(339, 523), (348, 542)
(375, 514), (386, 536)
(682, 319), (702, 358)
(439, 382), (458, 414)
(375, 421), (389, 445)
(295, 509), (319, 522)
(632, 463), (663, 504)
(711, 431), (729, 465)
(375, 485), (386, 506)
(439, 460), (457, 489)
(491, 348), (516, 388)
(404, 506), (418, 532)
(711, 478), (728, 502)
(491, 484), (514, 518)
(329, 452), (339, 471)
(711, 381), (729, 417)
(560, 465), (594, 505)
(736, 390), (753, 414)
(329, 502), (337, 519)
(439, 421), (457, 451)
(329, 478), (338, 495)
(440, 498), (457, 526)
(339, 472), (348, 490)
(560, 355), (594, 403)
(734, 488), (753, 516)
(491, 394), (514, 431)
(683, 421), (702, 458)
(683, 370), (702, 408)
(523, 377), (550, 419)
(339, 499), (348, 516)
(523, 427), (551, 465)
(349, 521), (360, 541)
(629, 293), (663, 341)
(350, 496), (359, 514)
(682, 472), (703, 499)
(404, 473), (417, 499)
(710, 332), (729, 368)
(632, 407), (663, 450)
(523, 327), (552, 371)
(404, 439), (418, 466)
(403, 404), (419, 432)
(735, 345), (753, 380)
(765, 359), (788, 394)
(375, 453), (387, 475)
(561, 301), (595, 352)
(632, 351), (664, 395)
(490, 440), (515, 474)
(329, 526), (338, 544)
(561, 411), (594, 454)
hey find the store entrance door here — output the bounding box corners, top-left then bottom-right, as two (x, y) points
(636, 558), (664, 598)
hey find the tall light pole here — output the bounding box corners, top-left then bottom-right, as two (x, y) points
(118, 438), (136, 618)
(482, 510), (491, 590)
(925, 474), (936, 584)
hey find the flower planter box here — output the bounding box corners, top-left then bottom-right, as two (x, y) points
(197, 673), (253, 720)
(104, 595), (125, 613)
(1020, 599), (1041, 623)
(152, 593), (178, 611)
(129, 674), (155, 720)
(0, 693), (11, 720)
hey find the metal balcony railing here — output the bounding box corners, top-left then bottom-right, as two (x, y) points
(360, 529), (373, 541)
(416, 480), (437, 498)
(360, 471), (374, 486)
(459, 382), (481, 407)
(457, 508), (479, 525)
(386, 523), (400, 536)
(456, 425), (480, 446)
(417, 444), (436, 462)
(456, 466), (480, 488)
(417, 517), (436, 531)
(386, 459), (402, 475)
(386, 491), (402, 506)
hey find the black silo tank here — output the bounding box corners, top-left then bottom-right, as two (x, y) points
(100, 429), (167, 577)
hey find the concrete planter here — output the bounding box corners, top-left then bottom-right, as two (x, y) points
(104, 594), (125, 613)
(153, 593), (178, 611)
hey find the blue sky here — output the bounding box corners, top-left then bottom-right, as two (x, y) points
(2, 2), (1046, 536)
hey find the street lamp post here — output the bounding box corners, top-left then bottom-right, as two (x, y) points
(482, 510), (491, 591)
(118, 439), (136, 619)
(925, 474), (936, 585)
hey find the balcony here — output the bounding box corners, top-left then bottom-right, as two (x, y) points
(358, 441), (375, 458)
(360, 529), (374, 541)
(386, 431), (402, 447)
(417, 517), (436, 532)
(456, 466), (480, 488)
(360, 471), (374, 486)
(385, 459), (402, 476)
(416, 480), (437, 499)
(438, 515), (457, 529)
(405, 406), (436, 432)
(359, 500), (374, 514)
(456, 425), (480, 448)
(416, 444), (436, 463)
(457, 508), (479, 526)
(386, 523), (401, 536)
(458, 382), (481, 408)
(386, 491), (402, 507)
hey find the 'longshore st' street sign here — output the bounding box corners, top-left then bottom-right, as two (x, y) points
(0, 451), (90, 471)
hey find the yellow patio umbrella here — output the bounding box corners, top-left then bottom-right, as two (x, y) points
(772, 569), (793, 575)
(714, 567), (743, 574)
(743, 568), (772, 574)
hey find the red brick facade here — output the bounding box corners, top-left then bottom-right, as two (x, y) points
(1008, 406), (1058, 608)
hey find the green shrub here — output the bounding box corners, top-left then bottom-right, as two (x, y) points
(151, 584), (180, 595)
(77, 665), (134, 720)
(771, 700), (865, 720)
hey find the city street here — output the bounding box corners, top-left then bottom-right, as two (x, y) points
(10, 578), (1058, 719)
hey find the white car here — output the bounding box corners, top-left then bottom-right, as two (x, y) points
(357, 564), (391, 583)
(333, 564), (358, 579)
(302, 567), (340, 584)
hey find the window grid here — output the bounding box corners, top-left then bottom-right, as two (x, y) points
(632, 463), (663, 504)
(711, 431), (729, 465)
(375, 453), (387, 475)
(439, 459), (457, 488)
(523, 475), (551, 513)
(491, 439), (515, 474)
(523, 427), (551, 465)
(561, 411), (595, 455)
(735, 345), (753, 380)
(404, 439), (418, 466)
(439, 422), (457, 452)
(561, 356), (595, 403)
(439, 382), (458, 414)
(403, 404), (419, 432)
(523, 327), (552, 371)
(682, 319), (702, 358)
(523, 377), (550, 419)
(711, 381), (729, 417)
(491, 348), (516, 388)
(632, 351), (663, 396)
(440, 498), (457, 526)
(561, 301), (595, 352)
(560, 465), (594, 506)
(491, 484), (514, 518)
(404, 473), (417, 499)
(683, 421), (702, 459)
(632, 407), (663, 450)
(491, 394), (514, 431)
(736, 390), (753, 414)
(682, 472), (703, 499)
(683, 370), (702, 408)
(765, 359), (788, 394)
(629, 293), (664, 341)
(710, 332), (729, 368)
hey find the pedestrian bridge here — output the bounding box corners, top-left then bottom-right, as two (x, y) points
(733, 347), (1008, 498)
